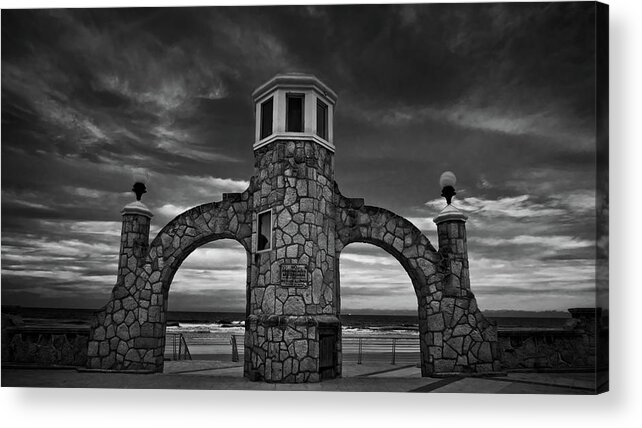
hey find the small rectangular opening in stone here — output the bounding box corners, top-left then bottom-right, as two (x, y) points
(257, 210), (272, 251)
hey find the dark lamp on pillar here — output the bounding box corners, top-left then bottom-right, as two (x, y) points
(131, 171), (149, 201)
(132, 182), (147, 201)
(439, 171), (457, 205)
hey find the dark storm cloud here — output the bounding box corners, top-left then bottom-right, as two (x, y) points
(1, 3), (600, 311)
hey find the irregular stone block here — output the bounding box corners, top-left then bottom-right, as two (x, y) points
(117, 341), (128, 356)
(133, 337), (157, 349)
(443, 344), (458, 359)
(300, 357), (316, 373)
(99, 342), (109, 357)
(94, 326), (106, 341)
(87, 341), (98, 357)
(478, 342), (492, 362)
(427, 313), (444, 331)
(148, 306), (160, 322)
(300, 198), (314, 212)
(117, 324), (130, 341)
(283, 326), (303, 342)
(294, 339), (308, 358)
(452, 324), (472, 337)
(284, 296), (305, 315)
(124, 311), (136, 326)
(276, 287), (288, 303)
(447, 336), (464, 354)
(434, 332), (443, 347)
(434, 358), (455, 372)
(470, 330), (483, 342)
(271, 361), (283, 380)
(286, 245), (298, 258)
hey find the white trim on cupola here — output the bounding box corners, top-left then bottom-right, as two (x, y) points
(252, 73), (337, 152)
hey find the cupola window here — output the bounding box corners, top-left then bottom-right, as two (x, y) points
(316, 99), (328, 140)
(286, 94), (304, 132)
(260, 97), (273, 140)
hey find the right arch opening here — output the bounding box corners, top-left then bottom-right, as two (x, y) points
(338, 242), (421, 377)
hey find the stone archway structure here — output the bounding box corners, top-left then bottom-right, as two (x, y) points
(335, 189), (498, 375)
(87, 192), (253, 370)
(87, 73), (500, 381)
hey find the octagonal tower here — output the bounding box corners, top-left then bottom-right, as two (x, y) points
(245, 74), (340, 382)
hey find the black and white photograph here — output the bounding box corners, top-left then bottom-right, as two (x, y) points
(1, 0), (612, 407)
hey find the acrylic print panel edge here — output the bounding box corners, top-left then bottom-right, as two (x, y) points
(0, 0), (608, 394)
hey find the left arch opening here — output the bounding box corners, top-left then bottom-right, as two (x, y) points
(163, 239), (248, 375)
(168, 239), (247, 313)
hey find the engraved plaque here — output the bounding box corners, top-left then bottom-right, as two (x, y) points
(280, 264), (309, 287)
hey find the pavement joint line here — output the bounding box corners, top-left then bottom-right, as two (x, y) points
(167, 365), (243, 375)
(409, 376), (463, 393)
(356, 364), (417, 377)
(480, 376), (596, 391)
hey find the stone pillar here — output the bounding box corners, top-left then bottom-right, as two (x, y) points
(118, 201), (153, 284)
(87, 200), (154, 371)
(434, 204), (469, 296)
(245, 140), (339, 383)
(429, 204), (500, 373)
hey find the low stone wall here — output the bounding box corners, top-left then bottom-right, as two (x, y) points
(498, 329), (590, 369)
(497, 308), (605, 371)
(2, 325), (90, 367)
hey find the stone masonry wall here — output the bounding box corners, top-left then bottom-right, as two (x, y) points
(497, 308), (606, 371)
(431, 218), (500, 373)
(437, 220), (470, 293)
(244, 140), (339, 382)
(335, 190), (500, 375)
(245, 316), (325, 382)
(87, 193), (252, 372)
(118, 212), (151, 281)
(3, 326), (89, 367)
(498, 330), (589, 370)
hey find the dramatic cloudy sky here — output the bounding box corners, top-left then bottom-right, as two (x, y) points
(1, 3), (603, 314)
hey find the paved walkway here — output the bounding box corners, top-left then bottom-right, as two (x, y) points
(1, 361), (602, 394)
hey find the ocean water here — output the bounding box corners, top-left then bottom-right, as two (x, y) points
(2, 306), (570, 331)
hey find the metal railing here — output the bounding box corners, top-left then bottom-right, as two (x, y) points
(165, 333), (419, 365)
(231, 335), (240, 362)
(166, 333), (192, 360)
(342, 336), (420, 365)
(164, 333), (244, 362)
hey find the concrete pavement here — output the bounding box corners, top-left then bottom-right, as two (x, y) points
(1, 361), (603, 394)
